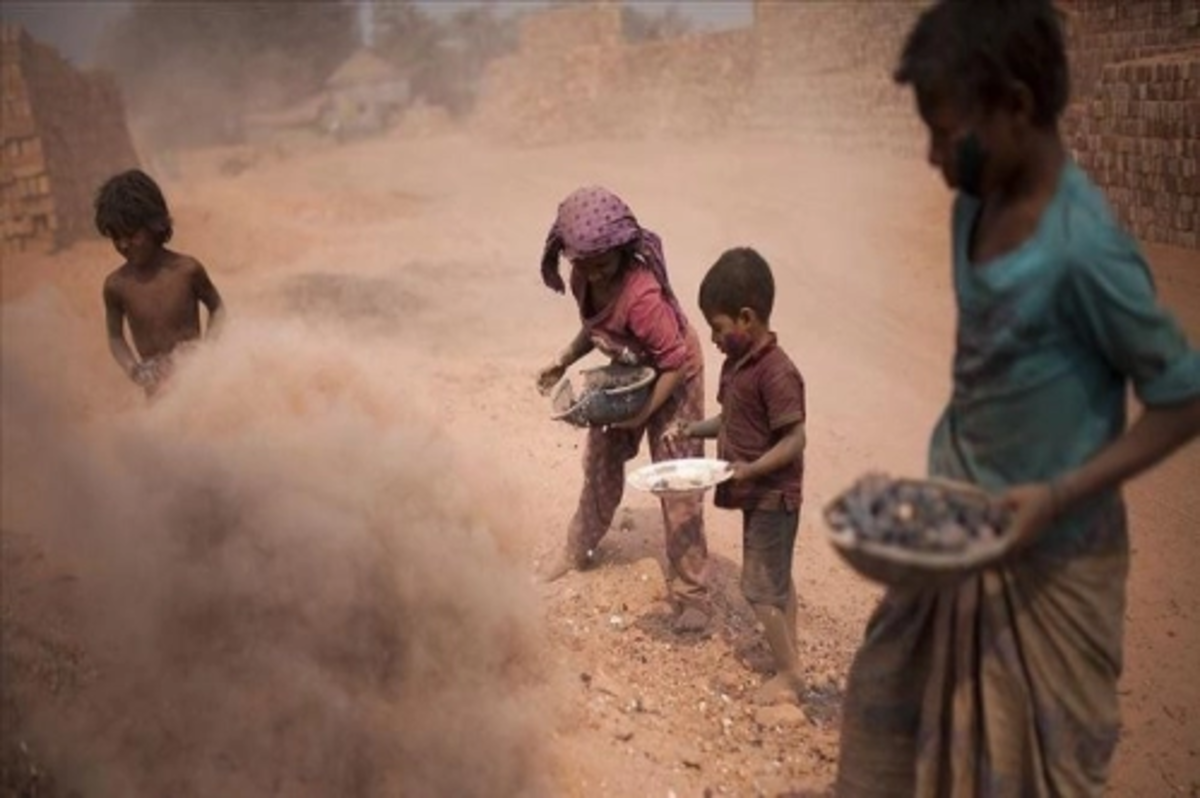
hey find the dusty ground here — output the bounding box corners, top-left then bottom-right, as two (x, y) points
(2, 130), (1198, 797)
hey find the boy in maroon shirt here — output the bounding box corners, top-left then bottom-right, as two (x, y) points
(678, 247), (807, 703)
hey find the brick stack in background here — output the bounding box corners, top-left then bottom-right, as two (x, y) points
(1, 24), (140, 256)
(473, 4), (757, 145)
(1070, 53), (1199, 248)
(607, 28), (757, 140)
(1, 24), (51, 256)
(472, 2), (926, 154)
(4, 5), (1191, 251)
(1062, 2), (1200, 248)
(470, 1), (1199, 250)
(742, 1), (926, 159)
(472, 4), (624, 145)
(1061, 0), (1199, 110)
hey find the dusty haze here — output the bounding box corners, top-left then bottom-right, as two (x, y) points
(2, 3), (1199, 796)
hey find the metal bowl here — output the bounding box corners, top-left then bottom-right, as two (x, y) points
(823, 475), (1013, 590)
(550, 364), (657, 428)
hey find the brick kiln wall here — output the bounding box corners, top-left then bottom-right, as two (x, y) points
(1062, 0), (1200, 106)
(1, 24), (140, 255)
(1062, 1), (1200, 248)
(472, 4), (623, 145)
(472, 2), (923, 153)
(473, 5), (755, 145)
(1068, 53), (1200, 249)
(741, 1), (926, 158)
(472, 1), (1198, 249)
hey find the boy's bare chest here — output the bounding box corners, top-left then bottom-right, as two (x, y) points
(121, 270), (196, 324)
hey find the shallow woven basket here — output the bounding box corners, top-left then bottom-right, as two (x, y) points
(550, 364), (657, 428)
(823, 476), (1012, 590)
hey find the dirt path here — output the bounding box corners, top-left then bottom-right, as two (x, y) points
(2, 132), (1197, 796)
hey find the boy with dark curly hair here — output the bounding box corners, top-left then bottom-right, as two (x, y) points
(96, 169), (225, 396)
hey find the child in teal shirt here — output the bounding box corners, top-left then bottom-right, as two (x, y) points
(836, 2), (1200, 796)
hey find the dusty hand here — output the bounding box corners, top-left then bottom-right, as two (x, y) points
(999, 482), (1059, 551)
(130, 361), (158, 388)
(537, 362), (566, 395)
(662, 420), (693, 443)
(728, 461), (756, 482)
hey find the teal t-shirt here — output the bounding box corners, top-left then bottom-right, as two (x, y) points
(928, 160), (1200, 547)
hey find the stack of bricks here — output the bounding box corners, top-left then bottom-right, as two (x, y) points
(1062, 1), (1200, 248)
(472, 2), (926, 155)
(473, 4), (756, 145)
(1069, 52), (1199, 248)
(516, 1), (624, 55)
(1061, 0), (1200, 110)
(471, 1), (1198, 249)
(606, 29), (757, 140)
(742, 1), (926, 158)
(472, 4), (625, 145)
(1, 24), (140, 256)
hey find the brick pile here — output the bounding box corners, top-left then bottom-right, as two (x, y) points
(1, 24), (140, 256)
(1069, 51), (1200, 248)
(473, 43), (620, 146)
(473, 6), (755, 145)
(1062, 1), (1200, 248)
(741, 1), (926, 158)
(611, 29), (757, 140)
(471, 3), (618, 145)
(517, 1), (623, 55)
(1062, 0), (1200, 107)
(471, 1), (1198, 249)
(472, 2), (925, 155)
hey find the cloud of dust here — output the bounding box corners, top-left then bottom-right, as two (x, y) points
(0, 290), (553, 797)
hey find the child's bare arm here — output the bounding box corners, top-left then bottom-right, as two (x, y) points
(1057, 399), (1200, 507)
(733, 421), (806, 482)
(1005, 397), (1200, 548)
(664, 414), (720, 444)
(192, 262), (226, 336)
(687, 415), (722, 439)
(554, 327), (594, 369)
(538, 327), (595, 394)
(103, 281), (140, 379)
(611, 368), (683, 430)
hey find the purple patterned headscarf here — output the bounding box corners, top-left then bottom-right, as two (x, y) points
(540, 186), (686, 326)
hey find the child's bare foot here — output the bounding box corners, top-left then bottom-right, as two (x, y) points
(537, 548), (593, 583)
(672, 606), (711, 634)
(753, 672), (804, 706)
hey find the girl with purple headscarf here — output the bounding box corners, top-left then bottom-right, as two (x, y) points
(536, 186), (711, 631)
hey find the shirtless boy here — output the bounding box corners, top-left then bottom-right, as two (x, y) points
(96, 169), (225, 396)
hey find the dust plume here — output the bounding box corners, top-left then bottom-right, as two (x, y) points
(1, 289), (553, 797)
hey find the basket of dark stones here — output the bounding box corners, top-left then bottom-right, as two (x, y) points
(823, 472), (1014, 588)
(550, 364), (657, 428)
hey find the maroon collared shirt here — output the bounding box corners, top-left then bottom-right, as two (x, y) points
(714, 334), (806, 511)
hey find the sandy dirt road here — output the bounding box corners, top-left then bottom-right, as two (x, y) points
(2, 131), (1197, 796)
